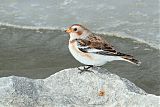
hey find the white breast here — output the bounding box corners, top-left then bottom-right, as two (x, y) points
(69, 41), (93, 65)
(68, 41), (104, 66)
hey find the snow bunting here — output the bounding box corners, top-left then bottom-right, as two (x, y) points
(65, 24), (140, 71)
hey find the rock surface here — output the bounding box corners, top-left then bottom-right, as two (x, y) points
(0, 67), (159, 107)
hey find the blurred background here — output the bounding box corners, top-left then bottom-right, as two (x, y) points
(0, 0), (159, 95)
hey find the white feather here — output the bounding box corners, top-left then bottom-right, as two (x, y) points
(86, 49), (104, 53)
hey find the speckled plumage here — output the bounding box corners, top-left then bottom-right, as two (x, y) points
(65, 24), (140, 66)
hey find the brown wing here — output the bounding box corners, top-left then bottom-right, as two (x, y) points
(77, 34), (133, 57)
(76, 34), (141, 65)
(87, 35), (116, 53)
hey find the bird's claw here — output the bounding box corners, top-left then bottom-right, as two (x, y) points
(78, 66), (94, 74)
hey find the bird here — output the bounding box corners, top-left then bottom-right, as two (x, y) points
(65, 24), (141, 73)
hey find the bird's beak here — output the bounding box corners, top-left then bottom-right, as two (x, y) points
(65, 28), (72, 33)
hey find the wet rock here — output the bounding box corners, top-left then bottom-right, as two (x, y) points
(0, 67), (159, 107)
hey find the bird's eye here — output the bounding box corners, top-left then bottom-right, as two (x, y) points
(73, 28), (77, 31)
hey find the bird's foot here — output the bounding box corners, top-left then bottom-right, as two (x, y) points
(78, 65), (94, 74)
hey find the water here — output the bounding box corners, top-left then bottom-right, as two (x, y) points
(0, 0), (159, 49)
(0, 25), (159, 96)
(0, 0), (159, 95)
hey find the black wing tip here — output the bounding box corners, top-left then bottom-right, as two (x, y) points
(133, 59), (141, 66)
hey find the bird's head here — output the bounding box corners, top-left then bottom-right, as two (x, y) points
(65, 24), (91, 41)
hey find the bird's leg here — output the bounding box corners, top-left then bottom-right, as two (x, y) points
(78, 65), (94, 74)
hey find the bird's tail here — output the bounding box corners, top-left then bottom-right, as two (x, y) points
(118, 52), (141, 66)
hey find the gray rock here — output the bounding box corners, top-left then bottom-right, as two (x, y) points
(0, 67), (159, 107)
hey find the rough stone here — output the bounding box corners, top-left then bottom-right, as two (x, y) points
(0, 67), (159, 107)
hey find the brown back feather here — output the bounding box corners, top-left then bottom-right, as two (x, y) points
(77, 34), (140, 65)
